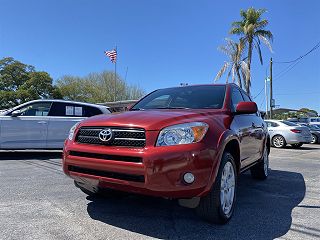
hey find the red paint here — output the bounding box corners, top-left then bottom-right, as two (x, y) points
(236, 101), (258, 114)
(63, 84), (268, 198)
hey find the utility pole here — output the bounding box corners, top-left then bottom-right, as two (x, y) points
(270, 58), (273, 118)
(265, 77), (269, 119)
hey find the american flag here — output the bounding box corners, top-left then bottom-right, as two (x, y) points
(104, 49), (117, 63)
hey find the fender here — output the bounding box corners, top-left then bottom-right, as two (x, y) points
(198, 129), (240, 197)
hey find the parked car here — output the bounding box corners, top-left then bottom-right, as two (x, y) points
(264, 120), (312, 148)
(298, 123), (320, 144)
(309, 117), (320, 125)
(0, 99), (110, 149)
(63, 83), (270, 224)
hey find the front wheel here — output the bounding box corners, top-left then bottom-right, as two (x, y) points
(272, 135), (286, 148)
(196, 152), (237, 224)
(291, 143), (303, 148)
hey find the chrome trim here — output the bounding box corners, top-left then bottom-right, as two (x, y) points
(114, 138), (145, 141)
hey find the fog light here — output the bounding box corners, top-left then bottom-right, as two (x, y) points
(183, 172), (195, 184)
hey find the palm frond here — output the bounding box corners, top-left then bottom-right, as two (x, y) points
(256, 30), (273, 41)
(257, 34), (273, 53)
(231, 64), (236, 83)
(230, 27), (243, 35)
(256, 19), (269, 30)
(215, 62), (230, 81)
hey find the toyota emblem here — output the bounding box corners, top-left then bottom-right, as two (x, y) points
(98, 129), (113, 142)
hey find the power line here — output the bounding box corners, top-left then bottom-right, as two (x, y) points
(272, 41), (320, 81)
(253, 87), (265, 99)
(273, 41), (320, 64)
(273, 60), (302, 80)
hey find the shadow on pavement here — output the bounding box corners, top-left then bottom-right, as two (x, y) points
(0, 151), (62, 160)
(282, 145), (320, 150)
(86, 169), (305, 239)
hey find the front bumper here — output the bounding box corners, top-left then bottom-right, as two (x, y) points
(63, 141), (218, 198)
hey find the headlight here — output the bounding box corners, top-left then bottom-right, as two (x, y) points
(156, 122), (209, 146)
(68, 122), (80, 141)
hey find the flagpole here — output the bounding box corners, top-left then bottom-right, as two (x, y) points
(114, 46), (117, 102)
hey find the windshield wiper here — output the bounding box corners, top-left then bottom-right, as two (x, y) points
(130, 108), (145, 111)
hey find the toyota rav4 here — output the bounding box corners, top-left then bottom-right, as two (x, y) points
(63, 84), (270, 224)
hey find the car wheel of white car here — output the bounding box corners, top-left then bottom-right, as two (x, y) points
(196, 152), (237, 224)
(251, 145), (269, 180)
(272, 135), (286, 148)
(311, 134), (317, 144)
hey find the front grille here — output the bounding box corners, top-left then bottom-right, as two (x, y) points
(68, 165), (145, 183)
(76, 127), (146, 147)
(69, 151), (142, 163)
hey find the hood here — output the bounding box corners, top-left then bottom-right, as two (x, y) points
(80, 109), (224, 130)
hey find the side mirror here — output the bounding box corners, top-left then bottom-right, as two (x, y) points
(11, 110), (22, 117)
(236, 102), (258, 114)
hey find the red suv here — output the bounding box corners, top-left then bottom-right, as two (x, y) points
(63, 84), (270, 224)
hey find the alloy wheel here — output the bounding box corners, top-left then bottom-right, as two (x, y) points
(273, 136), (284, 148)
(220, 161), (235, 216)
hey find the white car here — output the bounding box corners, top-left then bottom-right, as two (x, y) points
(309, 117), (320, 125)
(0, 99), (110, 149)
(265, 119), (312, 148)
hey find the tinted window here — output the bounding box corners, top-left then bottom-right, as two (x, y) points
(131, 85), (226, 110)
(231, 88), (244, 111)
(83, 106), (103, 117)
(49, 102), (102, 117)
(16, 102), (52, 116)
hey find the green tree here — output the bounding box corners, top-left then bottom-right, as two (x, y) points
(0, 57), (57, 109)
(215, 38), (249, 89)
(230, 7), (273, 94)
(56, 71), (145, 103)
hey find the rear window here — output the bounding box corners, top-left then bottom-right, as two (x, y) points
(49, 102), (103, 117)
(131, 85), (226, 110)
(281, 120), (298, 126)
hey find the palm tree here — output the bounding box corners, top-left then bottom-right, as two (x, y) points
(230, 7), (273, 94)
(215, 38), (249, 89)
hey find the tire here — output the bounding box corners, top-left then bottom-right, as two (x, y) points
(272, 135), (286, 148)
(251, 144), (269, 180)
(291, 143), (303, 148)
(196, 152), (237, 224)
(311, 134), (318, 144)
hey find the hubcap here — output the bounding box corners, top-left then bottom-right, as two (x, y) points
(220, 161), (235, 215)
(263, 148), (269, 176)
(273, 136), (284, 148)
(311, 135), (316, 144)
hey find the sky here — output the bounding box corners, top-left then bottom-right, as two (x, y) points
(1, 0), (319, 113)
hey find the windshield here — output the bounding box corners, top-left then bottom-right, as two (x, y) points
(131, 85), (226, 110)
(281, 120), (298, 126)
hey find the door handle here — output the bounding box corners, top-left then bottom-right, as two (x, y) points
(37, 121), (47, 124)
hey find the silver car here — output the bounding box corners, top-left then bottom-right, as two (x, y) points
(0, 99), (110, 149)
(265, 120), (312, 148)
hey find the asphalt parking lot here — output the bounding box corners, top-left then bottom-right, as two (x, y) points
(0, 145), (319, 240)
